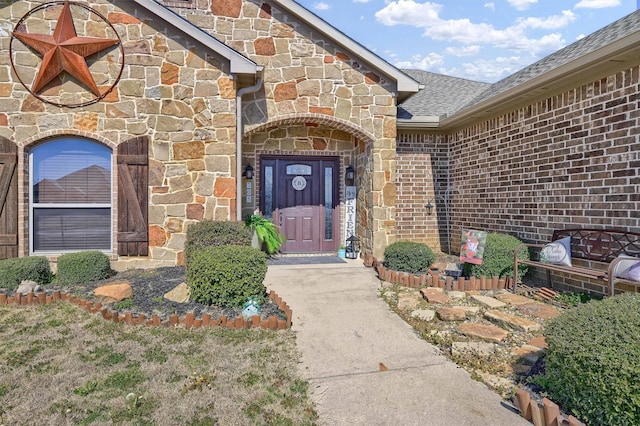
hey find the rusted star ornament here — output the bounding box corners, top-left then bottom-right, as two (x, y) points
(11, 0), (121, 103)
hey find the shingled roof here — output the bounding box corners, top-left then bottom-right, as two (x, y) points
(398, 9), (640, 127)
(397, 70), (490, 119)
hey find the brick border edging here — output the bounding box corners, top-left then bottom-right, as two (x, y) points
(363, 254), (511, 291)
(0, 290), (292, 331)
(514, 390), (585, 426)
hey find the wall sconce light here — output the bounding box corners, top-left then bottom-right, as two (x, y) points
(426, 199), (434, 215)
(243, 164), (254, 180)
(345, 165), (355, 185)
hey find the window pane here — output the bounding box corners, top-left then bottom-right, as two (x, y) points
(33, 208), (111, 251)
(264, 166), (273, 219)
(33, 139), (111, 204)
(324, 167), (333, 240)
(286, 164), (312, 175)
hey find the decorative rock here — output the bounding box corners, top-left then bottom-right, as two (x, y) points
(484, 310), (541, 332)
(470, 295), (507, 309)
(452, 305), (480, 315)
(94, 282), (133, 303)
(457, 323), (509, 343)
(164, 282), (190, 303)
(397, 296), (420, 311)
(512, 345), (545, 365)
(436, 307), (466, 321)
(421, 288), (449, 304)
(475, 371), (515, 390)
(494, 293), (533, 306)
(451, 341), (496, 357)
(527, 335), (548, 349)
(411, 309), (436, 322)
(448, 291), (466, 299)
(16, 280), (41, 295)
(517, 302), (561, 320)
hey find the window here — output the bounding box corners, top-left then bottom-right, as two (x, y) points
(30, 137), (112, 253)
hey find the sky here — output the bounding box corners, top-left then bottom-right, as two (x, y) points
(293, 0), (638, 83)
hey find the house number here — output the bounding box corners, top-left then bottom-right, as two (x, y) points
(292, 176), (307, 191)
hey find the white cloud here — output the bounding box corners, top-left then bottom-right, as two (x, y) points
(484, 2), (496, 11)
(394, 52), (445, 70)
(444, 45), (482, 57)
(574, 0), (621, 8)
(353, 0), (373, 3)
(314, 2), (331, 10)
(458, 56), (530, 81)
(508, 0), (538, 11)
(375, 1), (573, 54)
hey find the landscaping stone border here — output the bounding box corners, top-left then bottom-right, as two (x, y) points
(363, 253), (586, 426)
(0, 290), (292, 331)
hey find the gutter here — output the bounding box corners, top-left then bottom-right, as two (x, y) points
(235, 72), (264, 221)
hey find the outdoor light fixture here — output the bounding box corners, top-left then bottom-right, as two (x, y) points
(345, 235), (360, 259)
(345, 165), (355, 185)
(426, 199), (434, 215)
(243, 164), (254, 179)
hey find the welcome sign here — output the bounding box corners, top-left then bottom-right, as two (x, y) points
(344, 186), (357, 245)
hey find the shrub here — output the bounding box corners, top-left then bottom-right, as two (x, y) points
(56, 251), (113, 285)
(539, 294), (640, 425)
(187, 245), (267, 308)
(185, 220), (251, 262)
(462, 233), (529, 280)
(0, 256), (52, 290)
(383, 241), (436, 274)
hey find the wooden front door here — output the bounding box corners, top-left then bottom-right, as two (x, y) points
(261, 156), (339, 253)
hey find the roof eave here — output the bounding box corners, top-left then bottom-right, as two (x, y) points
(397, 117), (442, 129)
(132, 0), (259, 75)
(272, 0), (420, 97)
(441, 32), (640, 129)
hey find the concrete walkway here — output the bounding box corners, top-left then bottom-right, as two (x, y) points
(265, 260), (530, 426)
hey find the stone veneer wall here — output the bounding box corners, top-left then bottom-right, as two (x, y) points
(175, 0), (399, 258)
(2, 2), (239, 267)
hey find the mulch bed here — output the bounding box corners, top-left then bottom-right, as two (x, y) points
(2, 266), (286, 322)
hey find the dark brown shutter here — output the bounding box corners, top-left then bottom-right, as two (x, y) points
(117, 136), (149, 256)
(0, 138), (18, 260)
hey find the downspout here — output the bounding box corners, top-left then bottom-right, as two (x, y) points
(235, 72), (263, 221)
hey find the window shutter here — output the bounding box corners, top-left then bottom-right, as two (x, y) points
(117, 136), (149, 256)
(0, 138), (18, 259)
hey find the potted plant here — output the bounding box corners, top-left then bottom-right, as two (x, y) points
(245, 214), (286, 255)
(337, 246), (346, 258)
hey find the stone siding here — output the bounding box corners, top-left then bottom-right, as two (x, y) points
(1, 2), (238, 266)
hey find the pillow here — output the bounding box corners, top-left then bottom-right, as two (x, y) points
(613, 255), (640, 282)
(540, 236), (572, 267)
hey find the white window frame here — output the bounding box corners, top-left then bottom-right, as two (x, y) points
(29, 137), (113, 255)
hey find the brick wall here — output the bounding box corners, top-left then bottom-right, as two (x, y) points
(397, 66), (639, 294)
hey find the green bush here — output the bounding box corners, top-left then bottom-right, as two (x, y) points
(185, 220), (252, 262)
(56, 251), (113, 285)
(383, 241), (436, 274)
(462, 233), (529, 280)
(187, 245), (267, 308)
(538, 294), (640, 426)
(0, 256), (52, 290)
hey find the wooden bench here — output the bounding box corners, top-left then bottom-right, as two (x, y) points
(513, 229), (640, 296)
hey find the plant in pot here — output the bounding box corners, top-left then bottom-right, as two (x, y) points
(337, 246), (346, 258)
(245, 214), (286, 255)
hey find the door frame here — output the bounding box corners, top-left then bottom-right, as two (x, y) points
(259, 154), (340, 253)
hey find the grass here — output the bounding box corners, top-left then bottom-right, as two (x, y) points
(0, 302), (318, 425)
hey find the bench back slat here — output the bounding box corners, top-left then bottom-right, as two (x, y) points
(552, 229), (640, 263)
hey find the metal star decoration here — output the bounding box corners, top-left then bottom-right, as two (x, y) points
(12, 0), (119, 97)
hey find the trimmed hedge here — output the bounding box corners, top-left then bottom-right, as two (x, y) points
(383, 241), (436, 274)
(185, 220), (252, 262)
(463, 233), (529, 280)
(56, 251), (113, 285)
(0, 256), (52, 290)
(540, 294), (640, 426)
(187, 245), (267, 308)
